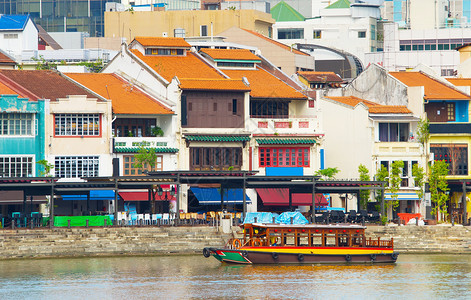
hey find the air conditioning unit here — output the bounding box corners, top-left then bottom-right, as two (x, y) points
(162, 32), (168, 37)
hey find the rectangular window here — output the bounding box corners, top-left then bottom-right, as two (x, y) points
(54, 156), (99, 178)
(430, 144), (468, 175)
(201, 25), (208, 37)
(250, 100), (289, 118)
(378, 123), (409, 142)
(123, 155), (163, 176)
(358, 31), (366, 38)
(259, 147), (309, 168)
(313, 30), (321, 39)
(0, 113), (34, 136)
(54, 114), (100, 136)
(113, 118), (157, 137)
(181, 95), (187, 126)
(278, 28), (304, 39)
(370, 25), (376, 40)
(232, 99), (237, 115)
(4, 33), (18, 39)
(157, 49), (171, 55)
(447, 102), (455, 121)
(308, 100), (315, 108)
(0, 156), (33, 177)
(190, 148), (242, 170)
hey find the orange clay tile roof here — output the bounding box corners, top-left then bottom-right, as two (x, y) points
(131, 49), (224, 82)
(0, 69), (97, 101)
(66, 73), (173, 115)
(0, 51), (15, 64)
(200, 48), (261, 61)
(297, 71), (343, 82)
(326, 96), (411, 114)
(390, 71), (471, 100)
(223, 67), (307, 99)
(0, 81), (24, 97)
(241, 28), (310, 56)
(179, 78), (250, 91)
(133, 37), (191, 48)
(446, 78), (471, 87)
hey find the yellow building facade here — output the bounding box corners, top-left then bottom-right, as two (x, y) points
(104, 10), (274, 42)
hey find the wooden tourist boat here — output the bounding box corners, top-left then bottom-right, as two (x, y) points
(203, 223), (398, 264)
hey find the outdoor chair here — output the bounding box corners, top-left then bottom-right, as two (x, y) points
(316, 212), (330, 224)
(347, 210), (357, 223)
(31, 213), (43, 227)
(338, 211), (346, 223)
(144, 213), (151, 225)
(152, 214), (161, 225)
(136, 214), (144, 225)
(12, 212), (25, 228)
(330, 210), (340, 223)
(369, 211), (381, 223)
(357, 210), (368, 224)
(117, 212), (127, 226)
(162, 213), (170, 225)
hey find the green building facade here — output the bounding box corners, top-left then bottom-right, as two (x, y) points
(0, 95), (46, 177)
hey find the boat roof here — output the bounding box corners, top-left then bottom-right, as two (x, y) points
(247, 223), (366, 229)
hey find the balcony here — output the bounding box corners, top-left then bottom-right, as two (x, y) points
(248, 118), (317, 135)
(429, 123), (471, 134)
(374, 141), (422, 155)
(113, 137), (174, 153)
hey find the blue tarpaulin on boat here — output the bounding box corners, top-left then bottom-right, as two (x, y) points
(276, 212), (309, 225)
(191, 187), (251, 205)
(60, 190), (115, 201)
(243, 212), (278, 224)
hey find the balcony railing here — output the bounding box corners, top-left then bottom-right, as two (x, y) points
(429, 123), (471, 134)
(114, 137), (172, 149)
(248, 118), (317, 134)
(374, 141), (422, 155)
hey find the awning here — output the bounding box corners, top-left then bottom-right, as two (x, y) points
(190, 187), (251, 205)
(0, 191), (47, 204)
(256, 188), (329, 206)
(385, 192), (420, 201)
(61, 190), (115, 201)
(119, 191), (176, 201)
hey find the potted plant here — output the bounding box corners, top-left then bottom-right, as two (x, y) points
(151, 126), (164, 137)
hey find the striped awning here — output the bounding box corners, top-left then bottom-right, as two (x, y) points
(256, 138), (317, 145)
(385, 192), (420, 201)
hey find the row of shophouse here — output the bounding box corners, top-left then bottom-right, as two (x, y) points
(2, 36), (471, 223)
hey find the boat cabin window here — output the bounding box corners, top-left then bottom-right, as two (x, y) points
(324, 234), (336, 247)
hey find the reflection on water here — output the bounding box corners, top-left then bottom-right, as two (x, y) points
(0, 254), (470, 299)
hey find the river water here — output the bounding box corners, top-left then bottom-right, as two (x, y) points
(0, 254), (470, 299)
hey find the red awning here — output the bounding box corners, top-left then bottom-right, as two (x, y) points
(256, 188), (328, 206)
(119, 191), (176, 201)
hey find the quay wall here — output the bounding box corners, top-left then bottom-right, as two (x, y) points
(366, 225), (471, 253)
(0, 226), (231, 259)
(1, 225), (471, 259)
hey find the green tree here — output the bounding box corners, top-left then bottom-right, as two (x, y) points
(388, 161), (404, 216)
(412, 164), (426, 201)
(358, 164), (371, 210)
(374, 165), (389, 202)
(315, 167), (340, 180)
(32, 55), (57, 70)
(133, 147), (158, 213)
(36, 159), (54, 177)
(429, 160), (449, 221)
(77, 60), (105, 73)
(416, 118), (430, 146)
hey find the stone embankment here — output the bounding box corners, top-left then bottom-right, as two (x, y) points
(1, 225), (471, 259)
(367, 225), (471, 253)
(0, 226), (230, 259)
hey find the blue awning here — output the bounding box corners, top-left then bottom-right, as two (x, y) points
(61, 190), (115, 201)
(385, 192), (420, 201)
(190, 187), (251, 205)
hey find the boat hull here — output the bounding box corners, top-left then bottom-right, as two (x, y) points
(204, 247), (398, 264)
